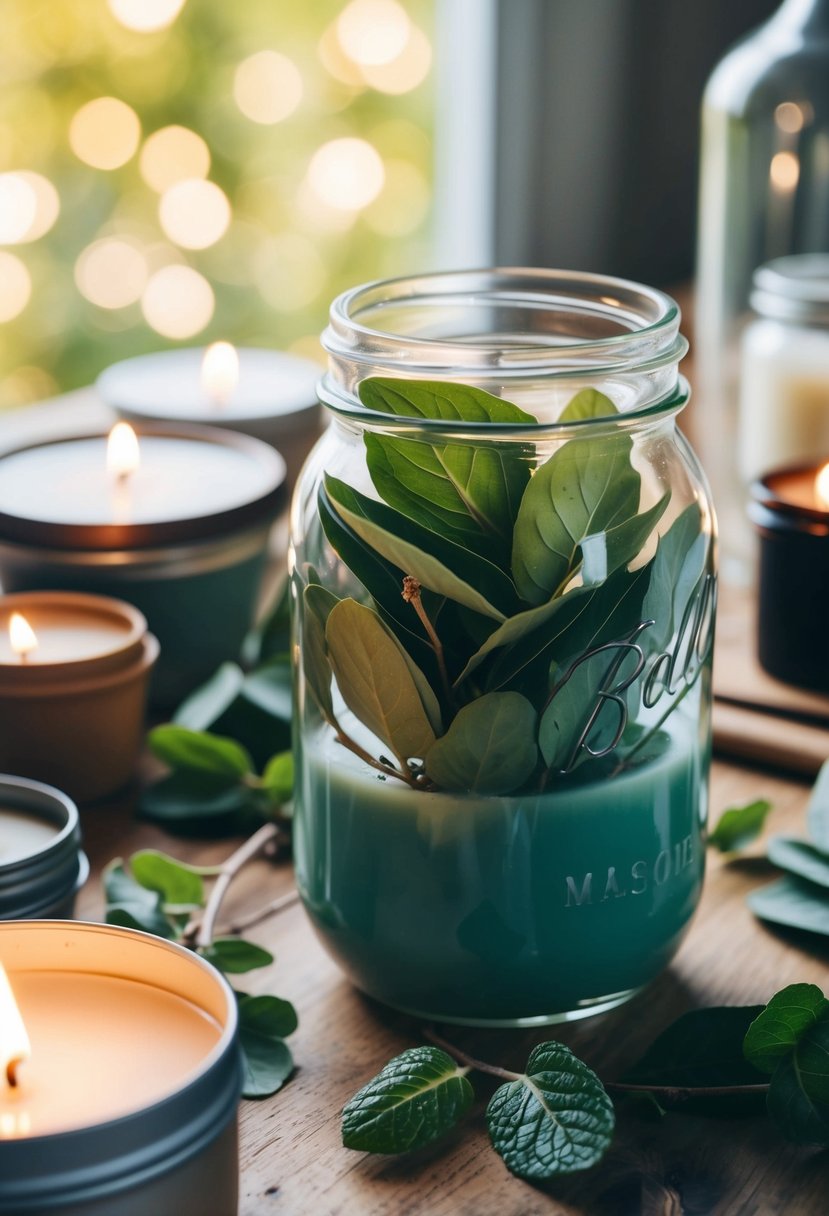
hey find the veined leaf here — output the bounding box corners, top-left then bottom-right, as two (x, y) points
(237, 994), (296, 1098)
(767, 1048), (829, 1145)
(359, 376), (536, 425)
(425, 691), (537, 794)
(325, 475), (515, 621)
(747, 876), (829, 938)
(641, 501), (707, 653)
(581, 492), (670, 586)
(129, 850), (204, 907)
(148, 726), (253, 781)
(745, 984), (829, 1075)
(709, 800), (772, 853)
(103, 861), (176, 939)
(511, 434), (640, 605)
(807, 760), (829, 853)
(201, 939), (274, 975)
(302, 583), (338, 718)
(767, 836), (829, 889)
(558, 388), (619, 423)
(326, 598), (437, 765)
(342, 1046), (474, 1154)
(486, 1042), (614, 1179)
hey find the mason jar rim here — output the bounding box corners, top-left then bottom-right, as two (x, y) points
(320, 268), (688, 433)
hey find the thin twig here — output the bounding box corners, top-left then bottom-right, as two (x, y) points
(334, 729), (416, 786)
(422, 1027), (521, 1082)
(193, 822), (280, 950)
(219, 888), (300, 935)
(605, 1080), (769, 1102)
(402, 577), (454, 710)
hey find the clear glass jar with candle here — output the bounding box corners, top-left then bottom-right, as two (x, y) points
(696, 0), (829, 579)
(290, 270), (717, 1027)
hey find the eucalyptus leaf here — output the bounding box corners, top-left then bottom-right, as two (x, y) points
(807, 759), (829, 853)
(511, 434), (640, 605)
(139, 773), (258, 833)
(237, 993), (295, 1098)
(148, 726), (253, 781)
(201, 938), (274, 974)
(767, 1050), (829, 1145)
(174, 663), (245, 731)
(708, 800), (773, 853)
(747, 876), (829, 938)
(425, 691), (537, 794)
(744, 984), (829, 1075)
(129, 850), (204, 907)
(326, 598), (437, 765)
(625, 1006), (765, 1089)
(580, 492), (670, 587)
(342, 1046), (474, 1154)
(242, 658), (293, 721)
(324, 474), (516, 621)
(767, 836), (829, 889)
(486, 1042), (614, 1179)
(262, 751), (294, 803)
(103, 861), (176, 938)
(558, 388), (619, 422)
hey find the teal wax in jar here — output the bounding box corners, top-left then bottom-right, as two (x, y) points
(295, 703), (709, 1026)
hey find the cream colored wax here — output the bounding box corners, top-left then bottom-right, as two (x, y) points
(0, 971), (221, 1137)
(0, 603), (129, 664)
(0, 811), (57, 865)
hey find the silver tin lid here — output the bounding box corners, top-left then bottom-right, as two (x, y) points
(751, 254), (829, 327)
(0, 775), (87, 920)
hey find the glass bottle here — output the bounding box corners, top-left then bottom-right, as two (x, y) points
(291, 269), (716, 1027)
(696, 0), (829, 579)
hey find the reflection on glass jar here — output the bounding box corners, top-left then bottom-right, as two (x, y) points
(291, 269), (717, 1026)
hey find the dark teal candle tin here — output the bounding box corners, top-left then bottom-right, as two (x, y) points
(0, 424), (286, 707)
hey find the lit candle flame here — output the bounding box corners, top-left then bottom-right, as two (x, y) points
(816, 462), (829, 509)
(0, 963), (30, 1090)
(201, 341), (239, 407)
(106, 422), (140, 481)
(9, 613), (37, 663)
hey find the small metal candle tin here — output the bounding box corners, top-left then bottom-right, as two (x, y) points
(0, 777), (87, 920)
(749, 467), (829, 692)
(0, 593), (158, 802)
(0, 424), (286, 707)
(0, 921), (242, 1216)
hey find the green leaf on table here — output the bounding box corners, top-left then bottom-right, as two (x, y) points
(580, 492), (670, 586)
(129, 849), (204, 907)
(767, 837), (829, 890)
(747, 876), (829, 938)
(148, 726), (253, 781)
(744, 984), (829, 1075)
(558, 388), (619, 422)
(201, 938), (274, 974)
(261, 751), (294, 803)
(174, 663), (245, 732)
(237, 994), (296, 1098)
(342, 1046), (474, 1154)
(326, 598), (437, 765)
(807, 760), (829, 853)
(139, 772), (255, 827)
(486, 1042), (614, 1179)
(425, 691), (537, 794)
(625, 1006), (765, 1090)
(708, 800), (772, 853)
(324, 474), (516, 622)
(103, 861), (176, 938)
(767, 1048), (829, 1145)
(360, 378), (534, 546)
(511, 434), (640, 605)
(241, 658), (293, 721)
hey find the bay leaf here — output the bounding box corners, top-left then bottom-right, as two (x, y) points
(325, 598), (437, 765)
(558, 387), (619, 423)
(580, 491), (670, 586)
(424, 691), (537, 794)
(303, 583), (338, 718)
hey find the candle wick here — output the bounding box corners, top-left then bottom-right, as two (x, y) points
(5, 1057), (22, 1088)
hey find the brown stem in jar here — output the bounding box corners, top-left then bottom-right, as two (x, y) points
(402, 576), (454, 709)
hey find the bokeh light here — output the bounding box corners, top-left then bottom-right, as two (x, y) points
(140, 125), (210, 192)
(69, 97), (141, 170)
(159, 179), (231, 249)
(364, 159), (430, 234)
(141, 264), (214, 338)
(75, 238), (148, 309)
(234, 51), (303, 125)
(108, 0), (187, 33)
(255, 233), (326, 311)
(770, 150), (800, 191)
(0, 252), (32, 322)
(360, 26), (431, 94)
(336, 0), (410, 66)
(0, 175), (37, 244)
(307, 138), (385, 211)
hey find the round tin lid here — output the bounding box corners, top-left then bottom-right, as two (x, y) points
(751, 255), (829, 327)
(0, 422), (287, 550)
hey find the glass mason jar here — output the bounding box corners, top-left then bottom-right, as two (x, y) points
(291, 269), (716, 1027)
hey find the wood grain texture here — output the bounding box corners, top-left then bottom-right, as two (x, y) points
(74, 760), (829, 1216)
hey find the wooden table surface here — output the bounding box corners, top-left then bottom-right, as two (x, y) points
(4, 390), (829, 1214)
